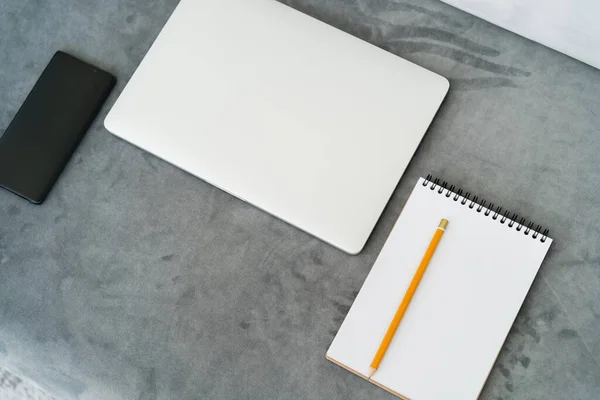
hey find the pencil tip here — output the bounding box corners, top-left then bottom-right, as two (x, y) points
(367, 367), (376, 379)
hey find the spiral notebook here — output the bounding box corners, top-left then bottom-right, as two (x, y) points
(326, 176), (552, 400)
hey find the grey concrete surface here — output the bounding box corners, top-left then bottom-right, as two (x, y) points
(1, 366), (55, 400)
(1, 0), (599, 399)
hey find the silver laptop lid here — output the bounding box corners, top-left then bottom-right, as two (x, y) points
(105, 0), (449, 254)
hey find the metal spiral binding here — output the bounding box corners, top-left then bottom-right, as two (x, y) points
(423, 174), (548, 243)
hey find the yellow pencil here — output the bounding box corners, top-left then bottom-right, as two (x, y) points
(368, 218), (449, 379)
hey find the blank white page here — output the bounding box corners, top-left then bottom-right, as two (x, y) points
(327, 177), (552, 400)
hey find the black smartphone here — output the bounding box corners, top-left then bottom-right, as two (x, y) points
(0, 51), (116, 204)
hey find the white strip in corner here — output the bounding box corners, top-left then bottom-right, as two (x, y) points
(442, 0), (600, 70)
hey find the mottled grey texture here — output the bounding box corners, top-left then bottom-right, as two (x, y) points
(1, 0), (600, 399)
(1, 366), (55, 400)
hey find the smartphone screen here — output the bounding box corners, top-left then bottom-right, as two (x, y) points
(0, 51), (116, 203)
